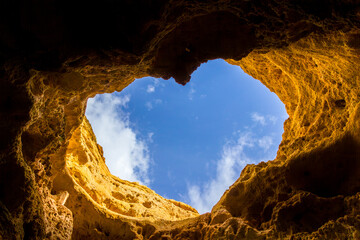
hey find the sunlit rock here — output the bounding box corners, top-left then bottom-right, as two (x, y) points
(0, 0), (359, 239)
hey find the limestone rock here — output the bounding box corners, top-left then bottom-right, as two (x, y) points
(0, 0), (360, 239)
(65, 117), (198, 221)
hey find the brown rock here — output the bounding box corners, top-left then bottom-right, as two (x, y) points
(65, 118), (198, 221)
(0, 0), (359, 239)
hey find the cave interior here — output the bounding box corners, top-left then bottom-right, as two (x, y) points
(0, 0), (360, 239)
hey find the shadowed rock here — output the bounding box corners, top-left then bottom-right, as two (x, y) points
(0, 0), (360, 239)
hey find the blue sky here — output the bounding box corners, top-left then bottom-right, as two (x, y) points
(86, 59), (288, 214)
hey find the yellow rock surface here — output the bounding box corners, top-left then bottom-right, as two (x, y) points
(66, 118), (198, 221)
(1, 1), (360, 239)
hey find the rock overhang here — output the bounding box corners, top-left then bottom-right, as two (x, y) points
(0, 1), (360, 239)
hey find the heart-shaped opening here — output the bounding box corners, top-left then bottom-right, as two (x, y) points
(66, 59), (287, 221)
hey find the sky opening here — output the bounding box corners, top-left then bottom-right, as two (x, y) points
(85, 59), (288, 214)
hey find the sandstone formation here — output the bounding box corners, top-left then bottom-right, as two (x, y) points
(0, 0), (360, 239)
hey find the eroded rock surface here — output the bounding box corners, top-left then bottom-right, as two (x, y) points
(66, 118), (198, 220)
(0, 0), (359, 239)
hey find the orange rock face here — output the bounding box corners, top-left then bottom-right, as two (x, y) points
(0, 1), (359, 239)
(66, 118), (198, 220)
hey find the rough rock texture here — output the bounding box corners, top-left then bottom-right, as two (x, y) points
(66, 118), (198, 220)
(0, 0), (360, 239)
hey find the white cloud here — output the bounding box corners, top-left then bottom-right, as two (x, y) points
(147, 85), (155, 93)
(251, 112), (266, 126)
(251, 112), (278, 126)
(152, 78), (160, 86)
(258, 136), (273, 151)
(188, 87), (196, 100)
(187, 133), (254, 214)
(145, 99), (162, 111)
(145, 101), (153, 111)
(146, 78), (162, 94)
(268, 115), (277, 124)
(86, 93), (151, 185)
(154, 99), (162, 104)
(148, 132), (154, 143)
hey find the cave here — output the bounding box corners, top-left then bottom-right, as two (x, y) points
(84, 60), (287, 215)
(0, 1), (360, 239)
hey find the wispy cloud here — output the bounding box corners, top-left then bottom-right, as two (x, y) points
(251, 112), (266, 125)
(146, 78), (161, 93)
(147, 85), (155, 93)
(258, 136), (273, 151)
(188, 87), (196, 100)
(154, 99), (162, 104)
(251, 112), (278, 126)
(268, 115), (277, 124)
(145, 99), (162, 111)
(148, 132), (154, 143)
(186, 128), (277, 214)
(86, 93), (151, 185)
(145, 101), (153, 111)
(187, 132), (254, 214)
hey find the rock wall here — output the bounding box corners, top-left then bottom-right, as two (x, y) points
(0, 0), (359, 239)
(65, 118), (198, 238)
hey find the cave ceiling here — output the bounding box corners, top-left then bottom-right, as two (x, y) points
(0, 0), (360, 239)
